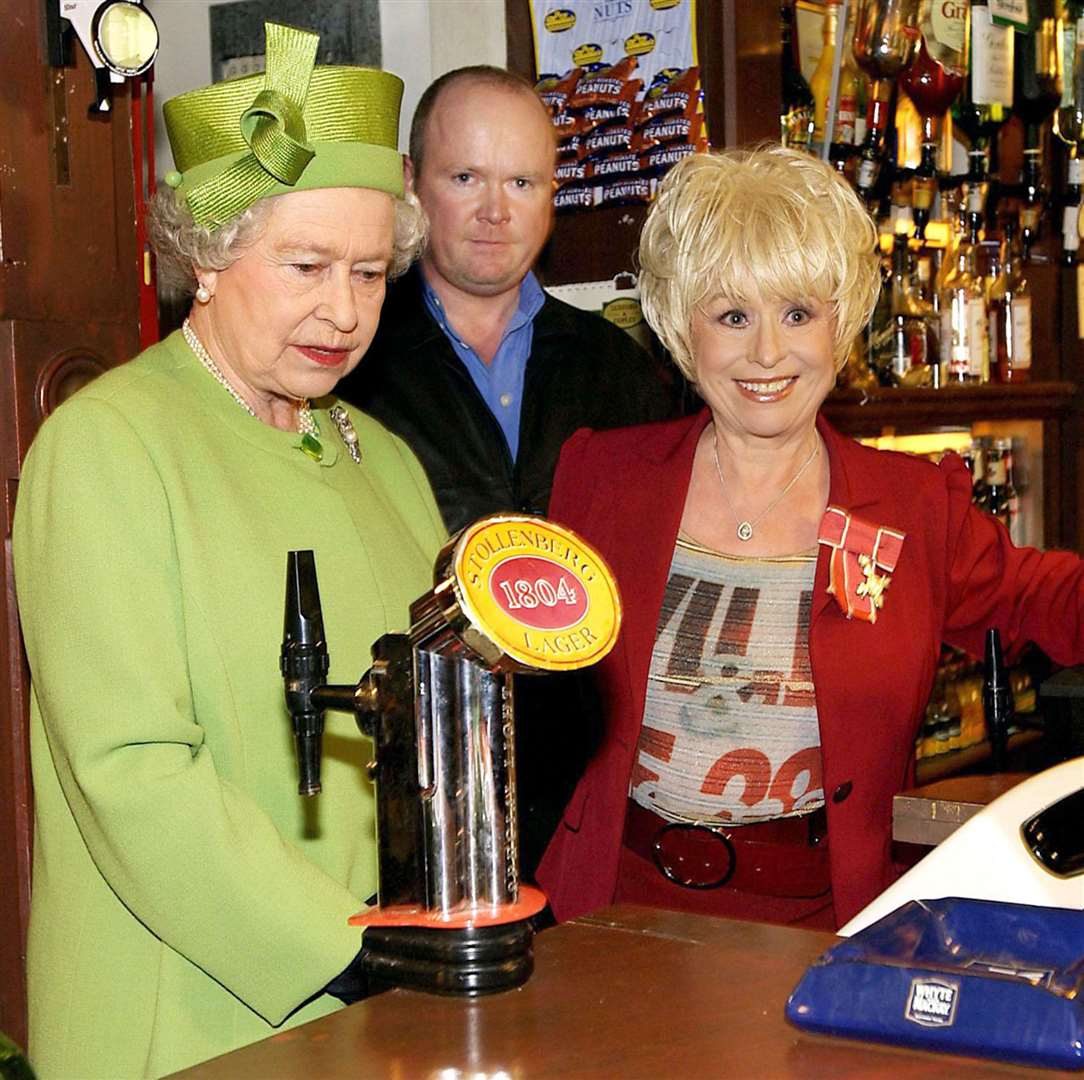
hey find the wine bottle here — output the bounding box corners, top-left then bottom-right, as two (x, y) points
(952, 0), (1013, 164)
(851, 0), (923, 204)
(781, 1), (816, 149)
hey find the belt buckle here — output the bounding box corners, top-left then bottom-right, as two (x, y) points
(651, 821), (736, 890)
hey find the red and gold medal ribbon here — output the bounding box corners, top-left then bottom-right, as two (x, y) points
(817, 507), (905, 623)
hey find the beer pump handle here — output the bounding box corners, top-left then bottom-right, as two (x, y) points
(281, 550), (330, 796)
(983, 628), (1014, 773)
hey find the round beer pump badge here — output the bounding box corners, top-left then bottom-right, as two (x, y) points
(452, 516), (622, 671)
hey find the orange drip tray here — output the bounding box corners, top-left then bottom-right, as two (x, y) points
(348, 884), (548, 930)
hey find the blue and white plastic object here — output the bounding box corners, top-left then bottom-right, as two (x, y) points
(840, 758), (1084, 936)
(786, 898), (1084, 1070)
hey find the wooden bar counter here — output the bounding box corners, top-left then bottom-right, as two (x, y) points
(169, 905), (1077, 1079)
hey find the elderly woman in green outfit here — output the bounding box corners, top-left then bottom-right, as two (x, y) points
(13, 25), (445, 1079)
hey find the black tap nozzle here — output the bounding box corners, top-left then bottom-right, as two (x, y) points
(281, 550), (331, 796)
(983, 628), (1014, 773)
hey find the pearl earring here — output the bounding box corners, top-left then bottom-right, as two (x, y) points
(195, 284), (211, 304)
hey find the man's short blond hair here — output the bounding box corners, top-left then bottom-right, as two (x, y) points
(638, 145), (881, 380)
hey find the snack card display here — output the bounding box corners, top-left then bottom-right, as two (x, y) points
(531, 0), (707, 211)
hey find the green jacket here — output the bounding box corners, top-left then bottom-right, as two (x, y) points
(14, 332), (446, 1078)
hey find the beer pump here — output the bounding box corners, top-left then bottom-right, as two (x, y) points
(280, 514), (621, 996)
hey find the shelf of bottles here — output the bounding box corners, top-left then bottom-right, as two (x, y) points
(781, 0), (1083, 392)
(914, 642), (1044, 777)
(782, 2), (1078, 776)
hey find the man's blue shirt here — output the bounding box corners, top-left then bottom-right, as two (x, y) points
(421, 270), (546, 461)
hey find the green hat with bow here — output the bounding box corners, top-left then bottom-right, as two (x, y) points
(163, 22), (404, 231)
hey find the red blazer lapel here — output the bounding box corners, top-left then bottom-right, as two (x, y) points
(602, 410), (711, 747)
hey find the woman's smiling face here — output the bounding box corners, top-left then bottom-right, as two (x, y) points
(691, 289), (838, 445)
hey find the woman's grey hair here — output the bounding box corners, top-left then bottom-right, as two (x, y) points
(638, 145), (881, 379)
(149, 188), (428, 298)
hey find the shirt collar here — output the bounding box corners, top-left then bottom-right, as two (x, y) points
(420, 270), (546, 348)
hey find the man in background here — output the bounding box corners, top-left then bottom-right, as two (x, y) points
(337, 65), (682, 876)
(337, 64), (679, 534)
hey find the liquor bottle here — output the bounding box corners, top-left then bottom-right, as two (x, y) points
(1019, 148), (1045, 259)
(947, 649), (985, 751)
(851, 0), (923, 204)
(1014, 0), (1063, 147)
(849, 6), (872, 148)
(987, 219), (1033, 382)
(1062, 151), (1083, 264)
(900, 37), (965, 237)
(781, 1), (816, 149)
(839, 8), (863, 147)
(984, 438), (1016, 527)
(963, 144), (990, 233)
(889, 232), (932, 382)
(1054, 3), (1084, 263)
(968, 437), (992, 509)
(952, 0), (1013, 182)
(1014, 0), (1063, 254)
(914, 251), (941, 372)
(1054, 0), (1084, 146)
(938, 213), (989, 383)
(867, 248), (897, 384)
(961, 441), (980, 503)
(812, 0), (859, 152)
(1003, 436), (1024, 546)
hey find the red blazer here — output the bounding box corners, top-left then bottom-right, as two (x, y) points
(537, 409), (1084, 927)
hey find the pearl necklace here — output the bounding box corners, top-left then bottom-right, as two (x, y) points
(712, 435), (820, 543)
(183, 318), (323, 459)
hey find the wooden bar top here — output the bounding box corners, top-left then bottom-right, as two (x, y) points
(169, 905), (1077, 1079)
(893, 773), (1030, 845)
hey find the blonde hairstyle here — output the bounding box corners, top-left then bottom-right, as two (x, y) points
(149, 188), (428, 298)
(638, 145), (880, 379)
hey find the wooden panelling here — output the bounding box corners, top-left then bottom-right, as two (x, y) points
(0, 0), (141, 1048)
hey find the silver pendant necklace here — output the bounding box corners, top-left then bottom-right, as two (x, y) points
(711, 434), (820, 542)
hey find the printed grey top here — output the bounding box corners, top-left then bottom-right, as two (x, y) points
(630, 534), (825, 825)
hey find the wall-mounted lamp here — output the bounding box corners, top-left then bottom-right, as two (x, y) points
(49, 1), (159, 114)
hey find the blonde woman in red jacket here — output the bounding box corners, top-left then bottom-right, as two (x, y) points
(537, 146), (1084, 930)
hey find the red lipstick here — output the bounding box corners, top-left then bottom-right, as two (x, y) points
(296, 345), (350, 367)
